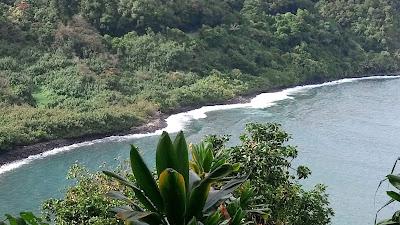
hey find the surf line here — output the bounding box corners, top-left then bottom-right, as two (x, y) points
(1, 75), (399, 175)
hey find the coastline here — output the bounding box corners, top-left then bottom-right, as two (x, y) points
(0, 93), (249, 167)
(1, 73), (399, 167)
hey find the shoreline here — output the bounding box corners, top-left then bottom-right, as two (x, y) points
(0, 91), (250, 167)
(1, 73), (399, 167)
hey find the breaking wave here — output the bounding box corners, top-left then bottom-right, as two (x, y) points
(1, 75), (399, 175)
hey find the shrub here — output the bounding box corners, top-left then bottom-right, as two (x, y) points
(42, 164), (123, 224)
(210, 123), (334, 225)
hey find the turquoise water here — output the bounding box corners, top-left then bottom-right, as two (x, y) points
(1, 77), (400, 224)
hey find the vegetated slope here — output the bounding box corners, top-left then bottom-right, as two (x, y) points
(0, 0), (399, 151)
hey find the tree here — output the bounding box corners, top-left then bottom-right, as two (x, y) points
(220, 123), (334, 224)
(51, 0), (79, 21)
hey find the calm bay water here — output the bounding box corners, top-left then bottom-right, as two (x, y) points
(1, 77), (400, 224)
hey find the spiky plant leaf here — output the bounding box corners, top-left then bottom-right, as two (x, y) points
(20, 212), (44, 225)
(387, 175), (400, 191)
(113, 206), (161, 225)
(187, 181), (212, 221)
(203, 148), (213, 173)
(174, 131), (190, 193)
(156, 132), (178, 176)
(5, 214), (23, 225)
(206, 164), (235, 181)
(103, 171), (157, 212)
(130, 146), (164, 211)
(387, 191), (400, 202)
(203, 175), (249, 212)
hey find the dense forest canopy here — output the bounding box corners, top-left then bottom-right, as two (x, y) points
(0, 0), (400, 151)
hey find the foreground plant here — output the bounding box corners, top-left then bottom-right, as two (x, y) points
(376, 159), (400, 224)
(103, 131), (248, 225)
(0, 212), (48, 225)
(189, 140), (268, 225)
(189, 141), (231, 179)
(37, 123), (329, 224)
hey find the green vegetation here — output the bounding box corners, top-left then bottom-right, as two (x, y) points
(38, 123), (332, 224)
(1, 0), (400, 151)
(376, 160), (400, 224)
(0, 212), (48, 225)
(102, 131), (249, 224)
(208, 123), (333, 224)
(376, 174), (400, 224)
(42, 164), (122, 224)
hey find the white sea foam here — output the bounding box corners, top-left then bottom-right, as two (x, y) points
(1, 75), (399, 175)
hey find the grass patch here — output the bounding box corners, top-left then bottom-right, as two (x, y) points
(32, 88), (51, 107)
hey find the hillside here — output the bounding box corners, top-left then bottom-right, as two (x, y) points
(1, 0), (400, 152)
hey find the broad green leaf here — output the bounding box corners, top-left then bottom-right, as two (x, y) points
(15, 218), (26, 225)
(202, 147), (213, 173)
(5, 214), (19, 225)
(174, 131), (190, 194)
(113, 206), (160, 225)
(191, 146), (204, 175)
(210, 158), (226, 172)
(377, 219), (398, 225)
(159, 169), (186, 225)
(130, 146), (164, 211)
(206, 164), (234, 181)
(203, 175), (249, 212)
(387, 191), (400, 202)
(187, 181), (212, 220)
(103, 171), (157, 212)
(387, 174), (400, 190)
(186, 164), (235, 219)
(156, 132), (178, 176)
(19, 212), (46, 225)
